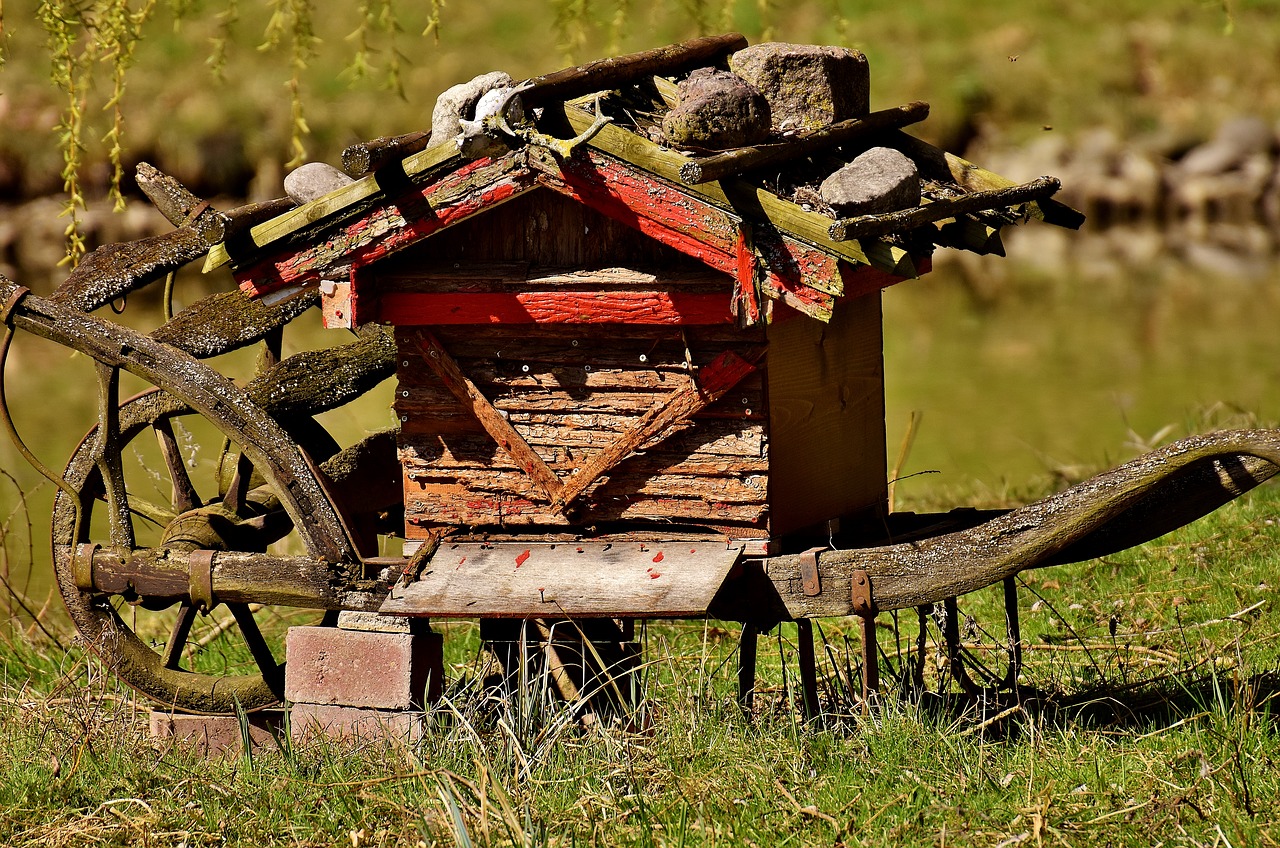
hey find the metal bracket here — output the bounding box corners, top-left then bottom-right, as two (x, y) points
(0, 285), (30, 326)
(850, 568), (879, 705)
(73, 543), (100, 591)
(182, 199), (212, 226)
(799, 547), (823, 597)
(850, 569), (875, 617)
(188, 549), (217, 612)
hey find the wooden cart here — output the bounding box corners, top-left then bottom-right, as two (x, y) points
(4, 35), (1278, 715)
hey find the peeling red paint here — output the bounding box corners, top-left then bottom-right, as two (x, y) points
(652, 551), (664, 563)
(378, 290), (735, 325)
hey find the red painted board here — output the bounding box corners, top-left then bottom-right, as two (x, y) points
(237, 156), (536, 298)
(377, 290), (735, 325)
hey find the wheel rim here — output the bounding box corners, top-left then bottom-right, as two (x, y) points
(52, 388), (318, 713)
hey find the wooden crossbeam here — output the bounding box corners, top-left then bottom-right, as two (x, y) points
(554, 347), (762, 507)
(414, 331), (566, 504)
(413, 330), (761, 515)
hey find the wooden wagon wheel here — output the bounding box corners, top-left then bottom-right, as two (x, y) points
(50, 386), (340, 714)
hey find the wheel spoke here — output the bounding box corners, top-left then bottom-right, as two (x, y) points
(222, 452), (255, 516)
(161, 601), (198, 669)
(153, 417), (202, 513)
(229, 602), (283, 692)
(119, 492), (176, 529)
(94, 363), (134, 549)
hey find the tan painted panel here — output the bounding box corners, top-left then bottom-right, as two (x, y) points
(765, 292), (888, 536)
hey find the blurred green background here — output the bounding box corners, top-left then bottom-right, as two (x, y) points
(1, 0), (1279, 598)
(1, 0), (1276, 200)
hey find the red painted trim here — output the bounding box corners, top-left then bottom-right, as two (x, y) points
(378, 290), (735, 325)
(839, 255), (932, 300)
(237, 156), (536, 298)
(537, 154), (740, 275)
(235, 143), (931, 324)
(733, 227), (762, 326)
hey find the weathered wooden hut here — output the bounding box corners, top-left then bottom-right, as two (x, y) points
(204, 34), (1079, 618)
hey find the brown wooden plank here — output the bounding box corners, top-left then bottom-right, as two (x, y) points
(396, 335), (762, 379)
(395, 315), (762, 348)
(397, 403), (765, 437)
(378, 264), (734, 293)
(235, 154), (537, 297)
(377, 290), (735, 325)
(555, 348), (761, 506)
(766, 291), (888, 535)
(398, 412), (767, 457)
(519, 34), (748, 106)
(379, 541), (744, 618)
(205, 139), (465, 271)
(404, 485), (768, 527)
(558, 104), (918, 278)
(406, 467), (767, 503)
(414, 330), (565, 503)
(828, 177), (1062, 241)
(679, 101), (931, 184)
(402, 447), (769, 477)
(396, 382), (764, 416)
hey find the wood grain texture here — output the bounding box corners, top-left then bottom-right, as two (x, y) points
(379, 541), (743, 618)
(206, 138), (465, 271)
(766, 291), (888, 536)
(395, 325), (770, 535)
(679, 101), (931, 185)
(377, 290), (735, 325)
(415, 330), (565, 504)
(554, 347), (760, 506)
(557, 104), (918, 277)
(236, 154), (536, 297)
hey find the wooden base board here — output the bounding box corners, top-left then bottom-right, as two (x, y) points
(381, 541), (743, 618)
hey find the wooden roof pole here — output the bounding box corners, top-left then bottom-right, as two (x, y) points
(678, 101), (932, 185)
(519, 33), (748, 106)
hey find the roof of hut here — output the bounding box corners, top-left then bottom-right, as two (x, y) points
(202, 34), (1083, 326)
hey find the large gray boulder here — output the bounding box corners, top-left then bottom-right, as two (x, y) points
(660, 68), (771, 150)
(819, 147), (920, 216)
(729, 42), (869, 131)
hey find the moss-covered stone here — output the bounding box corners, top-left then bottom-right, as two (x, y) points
(660, 68), (771, 150)
(729, 42), (869, 132)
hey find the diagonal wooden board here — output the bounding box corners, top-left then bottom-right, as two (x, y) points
(380, 542), (744, 618)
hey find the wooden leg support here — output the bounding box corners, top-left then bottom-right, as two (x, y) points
(738, 622), (758, 714)
(1001, 576), (1023, 689)
(796, 619), (820, 722)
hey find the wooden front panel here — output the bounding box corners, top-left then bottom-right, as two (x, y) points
(766, 292), (888, 536)
(396, 324), (769, 539)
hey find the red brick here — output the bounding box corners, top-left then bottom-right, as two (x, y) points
(289, 703), (425, 744)
(150, 709), (285, 757)
(284, 626), (444, 709)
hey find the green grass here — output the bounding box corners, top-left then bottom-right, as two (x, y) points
(1, 476), (1279, 845)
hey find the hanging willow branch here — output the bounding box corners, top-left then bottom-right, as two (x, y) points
(13, 0), (786, 266)
(261, 0), (319, 169)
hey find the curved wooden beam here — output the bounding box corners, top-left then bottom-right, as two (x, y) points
(762, 430), (1280, 618)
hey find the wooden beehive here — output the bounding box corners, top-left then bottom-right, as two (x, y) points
(214, 37), (1078, 580)
(368, 188), (895, 549)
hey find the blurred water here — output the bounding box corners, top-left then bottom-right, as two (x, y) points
(885, 225), (1280, 509)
